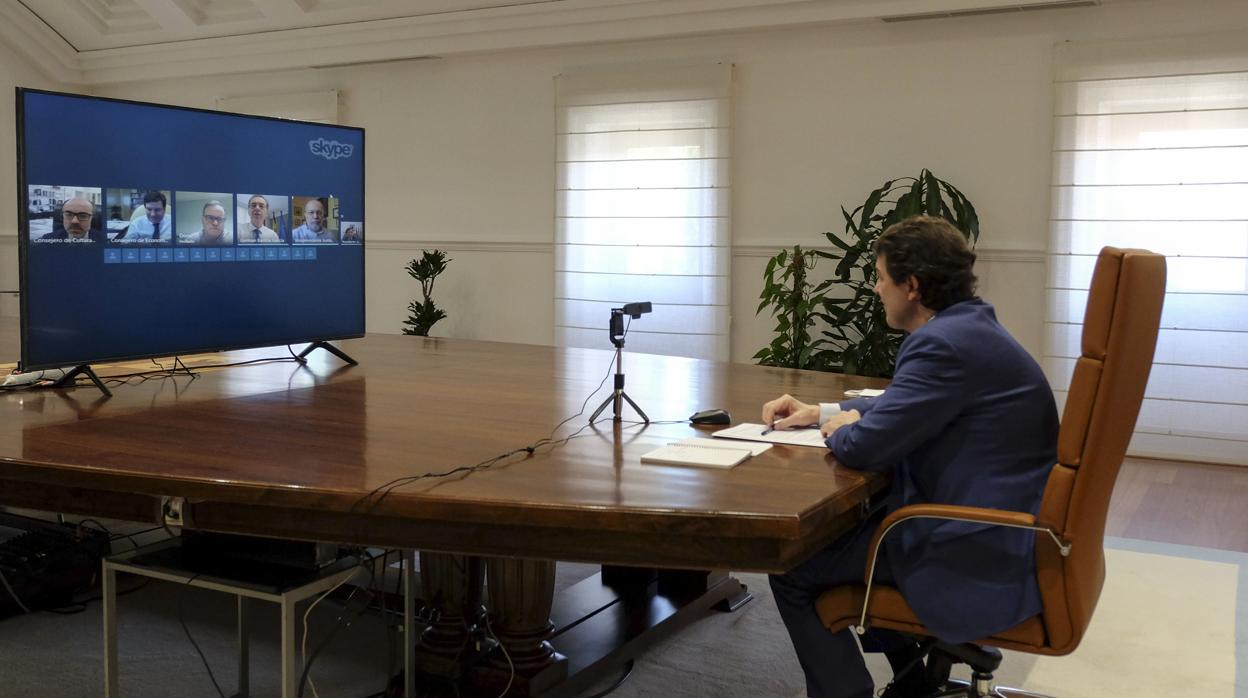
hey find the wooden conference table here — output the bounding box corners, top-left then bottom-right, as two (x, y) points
(0, 333), (888, 696)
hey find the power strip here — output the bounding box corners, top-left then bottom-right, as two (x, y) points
(2, 369), (66, 387)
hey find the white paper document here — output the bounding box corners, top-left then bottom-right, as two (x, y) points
(844, 388), (886, 398)
(640, 437), (772, 468)
(671, 437), (773, 456)
(711, 422), (829, 448)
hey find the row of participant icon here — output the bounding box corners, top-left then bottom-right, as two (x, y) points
(103, 246), (322, 263)
(27, 186), (363, 245)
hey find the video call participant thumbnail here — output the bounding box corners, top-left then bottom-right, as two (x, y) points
(39, 196), (103, 243)
(121, 190), (173, 242)
(341, 221), (363, 243)
(292, 197), (337, 243)
(238, 194), (282, 243)
(189, 201), (232, 245)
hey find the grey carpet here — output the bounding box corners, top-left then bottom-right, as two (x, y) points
(0, 558), (884, 698)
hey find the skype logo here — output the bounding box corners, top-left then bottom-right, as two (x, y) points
(309, 138), (354, 161)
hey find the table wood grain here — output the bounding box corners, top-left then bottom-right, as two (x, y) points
(0, 332), (888, 572)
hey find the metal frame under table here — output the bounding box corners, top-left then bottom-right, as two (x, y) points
(102, 538), (369, 698)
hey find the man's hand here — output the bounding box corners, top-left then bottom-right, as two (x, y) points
(820, 409), (861, 437)
(761, 394), (820, 430)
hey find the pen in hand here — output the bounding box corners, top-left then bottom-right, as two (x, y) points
(761, 422), (775, 436)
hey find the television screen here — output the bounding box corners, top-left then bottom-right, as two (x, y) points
(15, 88), (365, 371)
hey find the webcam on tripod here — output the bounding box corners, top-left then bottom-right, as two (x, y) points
(593, 301), (653, 423)
(608, 302), (651, 348)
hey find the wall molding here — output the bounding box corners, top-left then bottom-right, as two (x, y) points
(732, 244), (1046, 263)
(1, 236), (1044, 263)
(0, 236), (549, 252)
(366, 240), (552, 254)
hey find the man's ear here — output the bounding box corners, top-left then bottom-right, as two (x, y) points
(905, 275), (921, 301)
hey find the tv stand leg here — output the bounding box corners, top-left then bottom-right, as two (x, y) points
(55, 364), (112, 397)
(294, 341), (358, 366)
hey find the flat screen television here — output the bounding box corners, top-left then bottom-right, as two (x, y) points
(14, 88), (366, 373)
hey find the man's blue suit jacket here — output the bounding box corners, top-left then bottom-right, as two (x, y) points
(827, 298), (1057, 644)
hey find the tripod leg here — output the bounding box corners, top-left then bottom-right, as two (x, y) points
(620, 391), (649, 424)
(589, 392), (616, 423)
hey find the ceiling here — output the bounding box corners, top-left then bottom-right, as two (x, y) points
(2, 0), (1104, 85)
(21, 0), (561, 52)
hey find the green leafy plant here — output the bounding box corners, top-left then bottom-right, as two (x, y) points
(753, 246), (825, 370)
(754, 169), (978, 377)
(402, 249), (450, 337)
(815, 169), (979, 377)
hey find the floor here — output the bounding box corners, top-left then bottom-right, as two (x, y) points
(1107, 456), (1248, 553)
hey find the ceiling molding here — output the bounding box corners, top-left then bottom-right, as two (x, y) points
(10, 0), (1103, 86)
(0, 2), (82, 84)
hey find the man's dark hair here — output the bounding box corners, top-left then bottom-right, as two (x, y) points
(142, 190), (167, 208)
(873, 215), (977, 311)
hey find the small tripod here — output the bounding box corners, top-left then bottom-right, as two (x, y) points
(589, 305), (650, 424)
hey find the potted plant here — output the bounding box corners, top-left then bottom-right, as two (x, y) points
(755, 169), (979, 377)
(753, 246), (825, 370)
(402, 249), (450, 336)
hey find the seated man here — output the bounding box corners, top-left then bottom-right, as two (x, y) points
(40, 197), (103, 242)
(122, 191), (171, 241)
(184, 201), (231, 245)
(762, 215), (1057, 698)
(291, 198), (336, 243)
(239, 194), (281, 243)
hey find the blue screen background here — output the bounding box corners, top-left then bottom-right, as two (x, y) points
(18, 90), (366, 369)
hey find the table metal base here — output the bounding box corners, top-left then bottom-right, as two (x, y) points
(103, 538), (367, 698)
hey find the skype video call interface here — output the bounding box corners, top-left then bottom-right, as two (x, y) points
(17, 89), (366, 370)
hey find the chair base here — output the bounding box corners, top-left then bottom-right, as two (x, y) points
(933, 677), (1055, 698)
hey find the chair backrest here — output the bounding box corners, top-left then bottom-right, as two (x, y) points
(1033, 247), (1166, 653)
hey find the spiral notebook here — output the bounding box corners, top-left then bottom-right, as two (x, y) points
(641, 438), (772, 469)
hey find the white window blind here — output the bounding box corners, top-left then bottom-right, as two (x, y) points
(555, 65), (731, 361)
(1048, 34), (1248, 466)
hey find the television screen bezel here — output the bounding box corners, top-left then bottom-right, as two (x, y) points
(14, 87), (367, 372)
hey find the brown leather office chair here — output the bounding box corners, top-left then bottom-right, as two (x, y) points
(814, 247), (1167, 697)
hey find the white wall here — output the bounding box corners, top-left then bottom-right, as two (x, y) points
(9, 0), (1248, 361)
(0, 40), (69, 318)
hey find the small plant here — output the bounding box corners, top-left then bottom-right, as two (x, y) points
(402, 249), (450, 337)
(753, 246), (825, 370)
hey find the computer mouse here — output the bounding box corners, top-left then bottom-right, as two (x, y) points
(689, 408), (731, 425)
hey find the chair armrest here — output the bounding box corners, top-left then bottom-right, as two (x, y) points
(856, 503), (1070, 633)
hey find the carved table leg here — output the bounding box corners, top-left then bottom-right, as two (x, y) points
(473, 557), (568, 697)
(413, 551), (484, 682)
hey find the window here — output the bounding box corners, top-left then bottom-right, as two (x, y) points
(554, 65), (732, 361)
(1047, 35), (1248, 465)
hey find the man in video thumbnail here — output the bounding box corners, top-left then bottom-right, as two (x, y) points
(292, 198), (336, 243)
(40, 197), (101, 242)
(190, 201), (231, 245)
(240, 195), (280, 243)
(125, 191), (172, 241)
